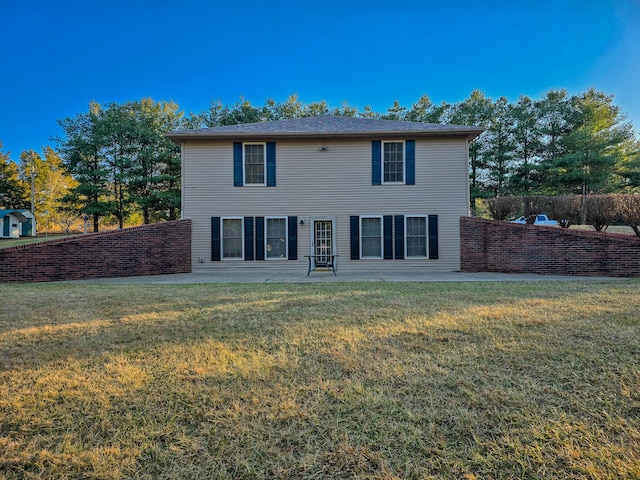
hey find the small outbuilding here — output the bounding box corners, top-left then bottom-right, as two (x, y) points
(18, 210), (37, 236)
(0, 210), (36, 238)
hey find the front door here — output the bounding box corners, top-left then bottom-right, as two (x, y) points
(22, 218), (33, 237)
(314, 220), (333, 267)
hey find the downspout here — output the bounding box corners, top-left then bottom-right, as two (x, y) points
(466, 138), (472, 216)
(180, 141), (185, 220)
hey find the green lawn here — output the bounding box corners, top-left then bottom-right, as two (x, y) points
(0, 281), (638, 479)
(0, 233), (79, 249)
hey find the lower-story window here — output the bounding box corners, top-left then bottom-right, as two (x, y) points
(406, 216), (427, 257)
(361, 216), (382, 258)
(350, 214), (437, 261)
(266, 217), (287, 259)
(222, 217), (243, 259)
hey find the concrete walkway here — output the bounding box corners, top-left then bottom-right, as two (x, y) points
(72, 270), (629, 284)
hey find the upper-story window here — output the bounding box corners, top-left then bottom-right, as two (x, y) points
(383, 141), (405, 183)
(244, 143), (266, 185)
(234, 142), (276, 187)
(372, 140), (414, 186)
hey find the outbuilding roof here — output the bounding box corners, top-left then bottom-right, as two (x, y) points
(0, 210), (28, 222)
(166, 115), (484, 142)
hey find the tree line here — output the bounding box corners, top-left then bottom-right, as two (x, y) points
(1, 99), (182, 232)
(0, 89), (639, 232)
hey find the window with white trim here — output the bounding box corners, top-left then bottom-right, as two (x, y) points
(360, 216), (382, 258)
(383, 141), (404, 183)
(266, 217), (287, 259)
(222, 217), (243, 259)
(244, 143), (265, 185)
(405, 216), (427, 257)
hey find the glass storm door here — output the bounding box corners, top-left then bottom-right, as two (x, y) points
(314, 220), (333, 266)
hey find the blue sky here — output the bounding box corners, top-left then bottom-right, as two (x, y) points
(1, 0), (639, 161)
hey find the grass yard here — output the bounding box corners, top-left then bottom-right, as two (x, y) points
(569, 225), (637, 235)
(0, 234), (79, 249)
(0, 281), (639, 479)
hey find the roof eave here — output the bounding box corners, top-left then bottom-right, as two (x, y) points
(165, 128), (485, 144)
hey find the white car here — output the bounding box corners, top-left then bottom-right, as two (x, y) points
(512, 214), (558, 226)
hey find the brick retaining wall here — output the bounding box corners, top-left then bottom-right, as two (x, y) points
(5, 218), (637, 282)
(460, 216), (640, 277)
(0, 220), (191, 283)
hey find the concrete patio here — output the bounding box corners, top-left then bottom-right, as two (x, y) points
(71, 270), (628, 284)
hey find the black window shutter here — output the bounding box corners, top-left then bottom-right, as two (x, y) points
(406, 140), (415, 185)
(255, 217), (265, 260)
(211, 216), (221, 261)
(383, 215), (393, 259)
(428, 215), (439, 259)
(350, 216), (360, 260)
(372, 141), (381, 185)
(288, 216), (298, 260)
(233, 142), (243, 186)
(244, 217), (254, 260)
(394, 215), (404, 259)
(266, 142), (276, 186)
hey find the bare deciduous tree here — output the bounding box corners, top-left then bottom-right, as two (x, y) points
(615, 194), (640, 236)
(485, 196), (521, 220)
(522, 196), (550, 224)
(548, 195), (582, 228)
(584, 195), (617, 232)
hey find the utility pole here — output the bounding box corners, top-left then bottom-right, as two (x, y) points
(29, 151), (36, 214)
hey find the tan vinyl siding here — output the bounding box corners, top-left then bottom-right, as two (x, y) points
(183, 138), (469, 273)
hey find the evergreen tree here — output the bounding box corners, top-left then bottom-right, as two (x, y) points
(0, 141), (28, 209)
(405, 95), (450, 124)
(268, 94), (304, 120)
(95, 102), (137, 228)
(58, 99), (183, 230)
(615, 138), (640, 191)
(381, 100), (408, 120)
(127, 99), (182, 223)
(508, 95), (543, 194)
(484, 97), (515, 196)
(57, 104), (117, 232)
(449, 90), (494, 214)
(304, 100), (330, 117)
(219, 99), (269, 125)
(171, 92), (640, 215)
(546, 89), (635, 194)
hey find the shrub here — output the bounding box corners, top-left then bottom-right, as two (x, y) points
(615, 194), (640, 236)
(522, 196), (550, 224)
(548, 195), (582, 228)
(485, 196), (521, 221)
(584, 194), (617, 232)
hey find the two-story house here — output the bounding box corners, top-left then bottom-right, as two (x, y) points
(166, 115), (483, 274)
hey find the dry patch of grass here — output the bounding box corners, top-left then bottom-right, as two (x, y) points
(0, 234), (79, 249)
(0, 281), (639, 479)
(569, 225), (637, 235)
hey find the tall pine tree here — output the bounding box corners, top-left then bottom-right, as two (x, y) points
(0, 141), (28, 209)
(545, 89), (636, 194)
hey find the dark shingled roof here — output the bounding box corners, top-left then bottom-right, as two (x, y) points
(166, 115), (484, 142)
